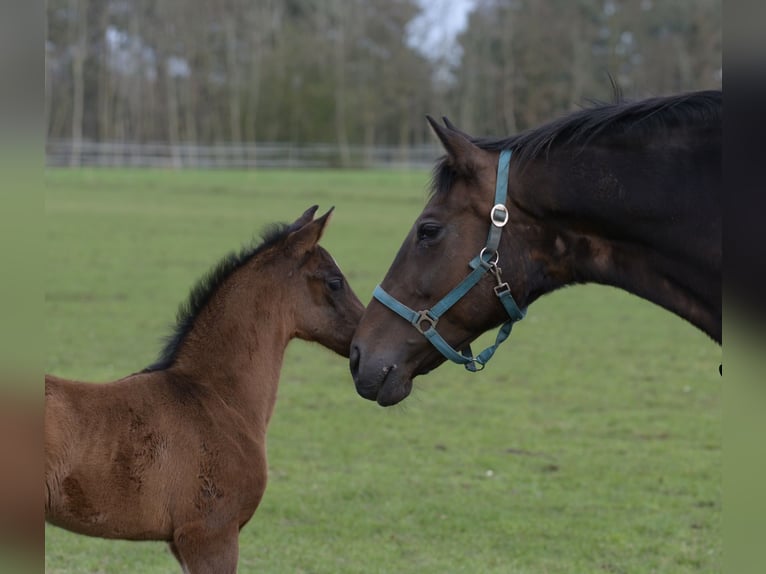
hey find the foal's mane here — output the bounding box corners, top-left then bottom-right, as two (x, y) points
(430, 90), (721, 197)
(144, 221), (296, 372)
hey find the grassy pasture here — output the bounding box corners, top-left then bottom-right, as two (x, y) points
(45, 169), (721, 573)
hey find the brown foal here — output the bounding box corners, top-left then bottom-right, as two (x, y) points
(45, 206), (364, 572)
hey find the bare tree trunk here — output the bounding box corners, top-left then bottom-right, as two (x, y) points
(458, 34), (477, 131)
(501, 11), (517, 134)
(183, 75), (198, 163)
(398, 115), (410, 165)
(224, 12), (242, 146)
(129, 9), (143, 143)
(244, 59), (260, 142)
(568, 11), (587, 111)
(111, 31), (127, 145)
(331, 0), (350, 167)
(242, 4), (260, 144)
(70, 0), (88, 166)
(363, 108), (375, 166)
(97, 4), (111, 142)
(45, 43), (52, 139)
(166, 73), (182, 168)
(155, 40), (181, 165)
(196, 31), (214, 144)
(674, 34), (692, 91)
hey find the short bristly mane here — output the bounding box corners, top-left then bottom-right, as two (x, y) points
(430, 90), (721, 197)
(143, 222), (295, 372)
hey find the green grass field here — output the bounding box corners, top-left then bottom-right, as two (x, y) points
(45, 169), (721, 573)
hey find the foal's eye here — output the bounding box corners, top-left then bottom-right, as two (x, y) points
(417, 222), (442, 242)
(327, 277), (344, 292)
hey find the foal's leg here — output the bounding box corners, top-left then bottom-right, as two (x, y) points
(171, 521), (239, 574)
(168, 542), (189, 574)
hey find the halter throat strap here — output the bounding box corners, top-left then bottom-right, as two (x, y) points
(373, 149), (525, 372)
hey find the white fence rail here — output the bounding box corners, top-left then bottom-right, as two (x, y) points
(46, 140), (443, 170)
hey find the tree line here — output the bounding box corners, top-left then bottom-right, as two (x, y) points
(47, 0), (721, 157)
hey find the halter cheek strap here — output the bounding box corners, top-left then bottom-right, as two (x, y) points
(373, 149), (526, 372)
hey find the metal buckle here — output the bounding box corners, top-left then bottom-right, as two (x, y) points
(490, 204), (509, 227)
(494, 282), (510, 297)
(412, 310), (438, 334)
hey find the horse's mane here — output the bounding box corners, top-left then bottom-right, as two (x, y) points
(143, 221), (296, 372)
(431, 90), (722, 196)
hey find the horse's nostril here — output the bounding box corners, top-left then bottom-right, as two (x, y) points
(349, 344), (360, 377)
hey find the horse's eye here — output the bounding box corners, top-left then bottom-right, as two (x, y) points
(327, 277), (344, 292)
(417, 222), (442, 242)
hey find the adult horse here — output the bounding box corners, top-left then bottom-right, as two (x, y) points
(351, 90), (721, 406)
(45, 206), (364, 573)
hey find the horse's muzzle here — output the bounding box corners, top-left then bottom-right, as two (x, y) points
(349, 344), (412, 406)
(349, 343), (381, 401)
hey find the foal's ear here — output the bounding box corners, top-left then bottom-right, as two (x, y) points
(426, 115), (486, 175)
(287, 206), (334, 254)
(288, 205), (319, 232)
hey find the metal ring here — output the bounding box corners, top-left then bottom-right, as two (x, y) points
(490, 204), (509, 227)
(479, 247), (499, 267)
(412, 310), (438, 334)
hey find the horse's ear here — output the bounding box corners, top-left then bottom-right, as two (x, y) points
(287, 205), (319, 233)
(426, 115), (484, 174)
(441, 116), (473, 140)
(287, 206), (333, 254)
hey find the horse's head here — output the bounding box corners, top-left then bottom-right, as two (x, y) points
(350, 119), (530, 406)
(283, 206), (365, 358)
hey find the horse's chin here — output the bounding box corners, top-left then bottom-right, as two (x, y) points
(376, 353), (444, 405)
(376, 370), (413, 407)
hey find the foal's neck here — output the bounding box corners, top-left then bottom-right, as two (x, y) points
(170, 266), (294, 429)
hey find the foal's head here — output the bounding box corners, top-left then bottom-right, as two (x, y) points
(147, 206), (364, 373)
(279, 206), (365, 357)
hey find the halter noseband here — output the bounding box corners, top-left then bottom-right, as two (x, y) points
(373, 149), (526, 372)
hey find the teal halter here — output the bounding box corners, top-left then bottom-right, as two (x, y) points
(373, 149), (526, 372)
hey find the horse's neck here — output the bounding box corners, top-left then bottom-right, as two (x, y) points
(171, 276), (293, 429)
(517, 136), (721, 341)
